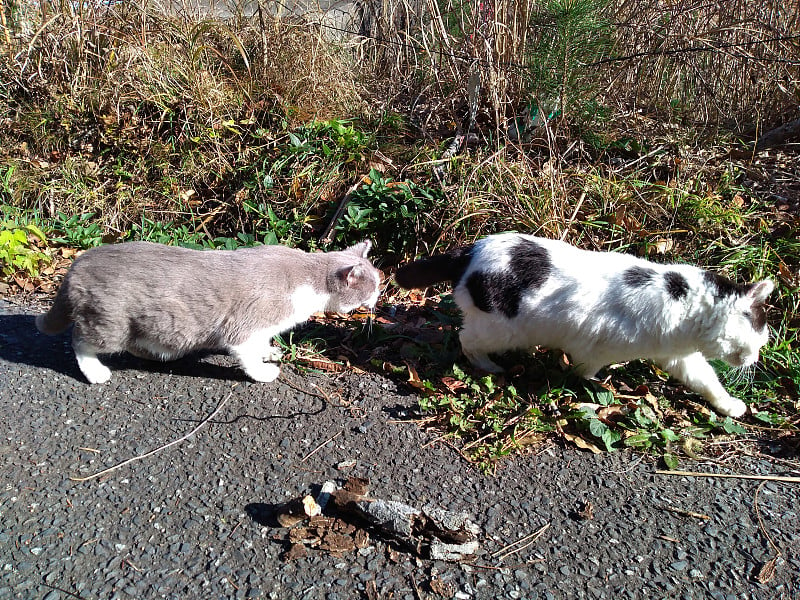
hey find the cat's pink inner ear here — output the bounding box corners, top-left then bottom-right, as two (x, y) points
(346, 265), (364, 286)
(337, 264), (362, 287)
(748, 279), (774, 302)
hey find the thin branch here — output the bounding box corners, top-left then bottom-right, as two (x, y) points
(656, 470), (800, 483)
(300, 429), (343, 463)
(70, 388), (236, 482)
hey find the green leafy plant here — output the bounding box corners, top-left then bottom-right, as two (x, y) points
(333, 168), (444, 256)
(51, 213), (104, 248)
(0, 221), (51, 277)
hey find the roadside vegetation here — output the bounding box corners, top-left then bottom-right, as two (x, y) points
(1, 0), (798, 470)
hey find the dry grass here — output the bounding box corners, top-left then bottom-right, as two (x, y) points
(1, 0), (797, 242)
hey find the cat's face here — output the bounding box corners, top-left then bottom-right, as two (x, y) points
(326, 241), (382, 313)
(710, 280), (773, 366)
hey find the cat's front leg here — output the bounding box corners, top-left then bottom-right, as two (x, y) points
(233, 348), (281, 382)
(230, 332), (281, 383)
(263, 345), (283, 363)
(662, 352), (747, 418)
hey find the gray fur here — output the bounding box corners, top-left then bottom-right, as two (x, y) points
(36, 240), (381, 383)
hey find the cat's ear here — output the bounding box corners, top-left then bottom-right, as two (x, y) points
(338, 264), (365, 288)
(347, 240), (372, 258)
(746, 279), (774, 302)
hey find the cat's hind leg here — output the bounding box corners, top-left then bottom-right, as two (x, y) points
(662, 352), (746, 418)
(72, 335), (112, 384)
(229, 330), (281, 383)
(459, 314), (505, 373)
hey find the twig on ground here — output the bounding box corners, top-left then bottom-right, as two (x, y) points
(70, 387), (237, 482)
(754, 481), (783, 584)
(300, 430), (343, 463)
(754, 481), (781, 556)
(656, 470), (800, 483)
(659, 505), (711, 520)
(491, 523), (551, 562)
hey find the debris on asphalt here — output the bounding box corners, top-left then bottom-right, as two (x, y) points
(275, 476), (481, 562)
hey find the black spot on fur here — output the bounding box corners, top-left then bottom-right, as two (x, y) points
(622, 266), (656, 287)
(509, 239), (552, 291)
(664, 272), (689, 300)
(465, 271), (498, 314)
(703, 271), (744, 300)
(465, 238), (551, 318)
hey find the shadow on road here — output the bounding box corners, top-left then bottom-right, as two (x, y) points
(0, 312), (84, 379)
(0, 310), (383, 389)
(0, 312), (249, 383)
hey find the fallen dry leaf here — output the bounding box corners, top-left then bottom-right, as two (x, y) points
(406, 363), (429, 391)
(343, 476), (370, 496)
(597, 403), (634, 424)
(756, 556), (779, 584)
(429, 577), (456, 597)
(441, 376), (468, 394)
(562, 432), (602, 454)
(577, 500), (594, 520)
(281, 543), (308, 561)
(778, 262), (799, 287)
(303, 358), (346, 373)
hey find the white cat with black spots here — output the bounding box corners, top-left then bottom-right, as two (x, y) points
(396, 233), (773, 418)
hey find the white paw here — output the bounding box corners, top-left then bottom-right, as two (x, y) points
(463, 349), (504, 373)
(80, 362), (112, 384)
(263, 346), (283, 362)
(714, 397), (747, 418)
(244, 362), (280, 383)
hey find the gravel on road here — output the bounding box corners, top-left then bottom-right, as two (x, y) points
(1, 299), (798, 599)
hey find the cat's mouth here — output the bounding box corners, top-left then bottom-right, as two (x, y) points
(728, 351), (757, 368)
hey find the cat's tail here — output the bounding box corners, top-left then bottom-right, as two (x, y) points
(394, 246), (473, 289)
(35, 285), (73, 335)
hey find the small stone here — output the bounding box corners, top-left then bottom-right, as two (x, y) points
(670, 561), (688, 571)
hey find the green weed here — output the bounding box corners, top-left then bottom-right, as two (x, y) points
(332, 168), (445, 257)
(50, 213), (104, 249)
(0, 219), (50, 277)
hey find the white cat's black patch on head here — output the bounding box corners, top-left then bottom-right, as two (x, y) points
(664, 272), (689, 299)
(466, 238), (551, 318)
(703, 271), (742, 299)
(746, 302), (768, 332)
(703, 271), (768, 332)
(622, 266), (656, 287)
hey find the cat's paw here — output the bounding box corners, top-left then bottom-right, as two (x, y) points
(463, 349), (503, 373)
(244, 362), (281, 383)
(714, 396), (747, 418)
(262, 346), (283, 363)
(80, 362), (112, 384)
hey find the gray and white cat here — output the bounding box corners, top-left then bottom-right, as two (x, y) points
(395, 233), (774, 417)
(37, 240), (381, 384)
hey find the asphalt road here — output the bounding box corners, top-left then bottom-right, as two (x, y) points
(1, 298), (798, 599)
